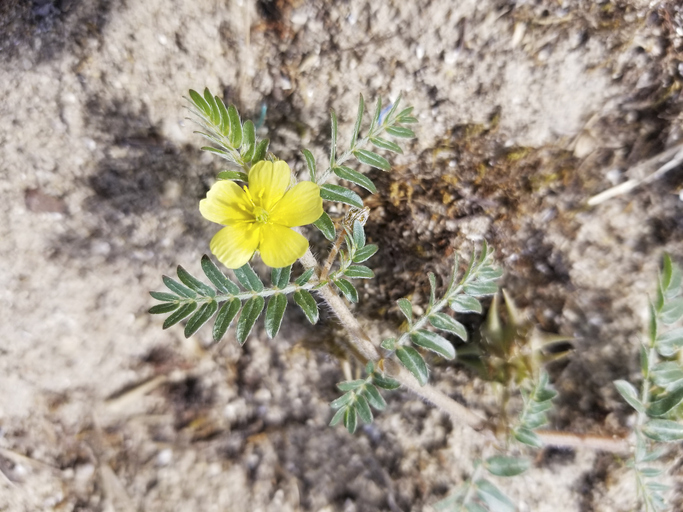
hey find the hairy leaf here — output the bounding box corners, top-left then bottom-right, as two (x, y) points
(252, 138), (269, 163)
(373, 373), (401, 390)
(514, 427), (542, 448)
(642, 419), (683, 442)
(449, 295), (482, 314)
(177, 265), (215, 296)
(163, 276), (197, 299)
(429, 313), (468, 341)
(410, 330), (455, 360)
(333, 166), (377, 193)
(213, 298), (241, 342)
(370, 136), (403, 154)
(353, 149), (390, 171)
(614, 380), (645, 414)
(397, 298), (413, 323)
(149, 303), (180, 315)
(485, 456), (531, 477)
(350, 94), (364, 148)
(201, 255), (240, 295)
(363, 384), (387, 410)
(185, 300), (219, 337)
(385, 125), (415, 139)
(163, 302), (198, 329)
(354, 394), (373, 423)
(301, 148), (317, 182)
(227, 104), (242, 147)
(320, 184), (364, 208)
(234, 264), (264, 292)
(648, 386), (683, 417)
(149, 291), (179, 302)
(344, 265), (374, 279)
(463, 281), (498, 297)
(475, 479), (515, 512)
(236, 296), (265, 345)
(294, 289), (319, 324)
(335, 278), (358, 303)
(271, 265), (292, 289)
(265, 294), (287, 338)
(396, 345), (429, 385)
(337, 380), (365, 391)
(656, 327), (683, 357)
(661, 298), (683, 324)
(330, 108), (338, 167)
(313, 211), (336, 241)
(353, 244), (378, 263)
(295, 267), (315, 286)
(344, 406), (358, 434)
(331, 392), (354, 409)
(189, 89), (210, 117)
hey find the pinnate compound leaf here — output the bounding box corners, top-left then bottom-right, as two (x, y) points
(642, 419), (683, 442)
(485, 456), (531, 477)
(373, 373), (401, 390)
(353, 149), (391, 171)
(294, 290), (319, 324)
(295, 267), (315, 286)
(344, 265), (374, 279)
(236, 296), (265, 345)
(344, 406), (358, 434)
(353, 244), (378, 263)
(334, 278), (358, 303)
(354, 394), (373, 423)
(213, 298), (241, 342)
(320, 184), (364, 208)
(149, 303), (180, 315)
(661, 298), (683, 324)
(397, 298), (413, 323)
(475, 479), (515, 512)
(301, 148), (317, 182)
(385, 125), (415, 139)
(150, 291), (179, 302)
(313, 211), (336, 241)
(217, 170), (249, 182)
(234, 264), (264, 292)
(396, 345), (429, 385)
(614, 380), (645, 414)
(271, 265), (292, 289)
(184, 300), (219, 337)
(449, 295), (482, 314)
(163, 302), (198, 329)
(363, 384), (387, 410)
(163, 276), (197, 299)
(410, 330), (455, 360)
(648, 386), (683, 417)
(429, 313), (468, 341)
(370, 136), (403, 154)
(177, 265), (215, 296)
(265, 294), (287, 338)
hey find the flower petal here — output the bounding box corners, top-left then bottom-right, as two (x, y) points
(209, 223), (261, 269)
(258, 224), (308, 268)
(269, 181), (323, 227)
(248, 160), (291, 211)
(200, 180), (253, 225)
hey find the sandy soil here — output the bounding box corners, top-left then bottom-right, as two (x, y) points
(1, 0), (683, 510)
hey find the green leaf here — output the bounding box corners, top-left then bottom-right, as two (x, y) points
(449, 295), (482, 314)
(649, 301), (658, 345)
(213, 298), (241, 342)
(363, 384), (387, 410)
(162, 276), (197, 299)
(351, 220), (365, 249)
(320, 184), (364, 208)
(353, 244), (378, 263)
(201, 255), (240, 295)
(353, 149), (391, 171)
(475, 479), (515, 512)
(662, 253), (674, 291)
(333, 166), (377, 193)
(370, 96), (382, 131)
(236, 296), (265, 345)
(265, 294), (287, 338)
(656, 328), (683, 357)
(330, 109), (338, 167)
(429, 313), (468, 341)
(370, 136), (403, 154)
(642, 419), (683, 442)
(648, 386), (683, 417)
(344, 265), (374, 279)
(162, 302), (198, 329)
(381, 337), (397, 350)
(184, 300), (219, 337)
(241, 120), (256, 161)
(410, 330), (455, 360)
(252, 138), (270, 163)
(200, 146), (232, 160)
(350, 94), (364, 148)
(149, 303), (180, 315)
(313, 211), (336, 241)
(661, 298), (683, 324)
(478, 266), (504, 282)
(331, 392), (354, 409)
(373, 373), (401, 390)
(295, 267), (315, 286)
(271, 265), (292, 289)
(614, 380), (645, 414)
(641, 345), (650, 378)
(203, 89), (220, 126)
(463, 281), (498, 297)
(227, 105), (242, 147)
(354, 394), (373, 423)
(214, 96), (230, 136)
(428, 272), (437, 307)
(397, 298), (413, 323)
(149, 291), (180, 302)
(396, 345), (429, 385)
(514, 427), (543, 448)
(665, 261), (682, 299)
(217, 170), (249, 182)
(329, 407), (346, 426)
(294, 289), (319, 324)
(485, 456), (531, 477)
(334, 278), (358, 303)
(386, 94), (402, 123)
(651, 362), (683, 387)
(344, 406), (358, 434)
(301, 148), (317, 182)
(385, 125), (415, 139)
(177, 265), (215, 296)
(189, 89), (210, 117)
(234, 264), (264, 292)
(337, 380), (365, 391)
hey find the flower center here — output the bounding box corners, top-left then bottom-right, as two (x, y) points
(253, 206), (269, 224)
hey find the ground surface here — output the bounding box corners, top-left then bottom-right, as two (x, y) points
(1, 0), (683, 511)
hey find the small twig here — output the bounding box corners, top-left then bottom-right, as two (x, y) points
(588, 143), (683, 206)
(320, 228), (346, 281)
(535, 430), (630, 453)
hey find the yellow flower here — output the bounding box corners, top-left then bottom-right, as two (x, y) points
(200, 160), (323, 269)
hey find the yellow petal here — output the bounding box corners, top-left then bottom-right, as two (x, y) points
(209, 223), (261, 269)
(258, 224), (308, 268)
(269, 181), (323, 227)
(248, 160), (291, 211)
(200, 180), (253, 225)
